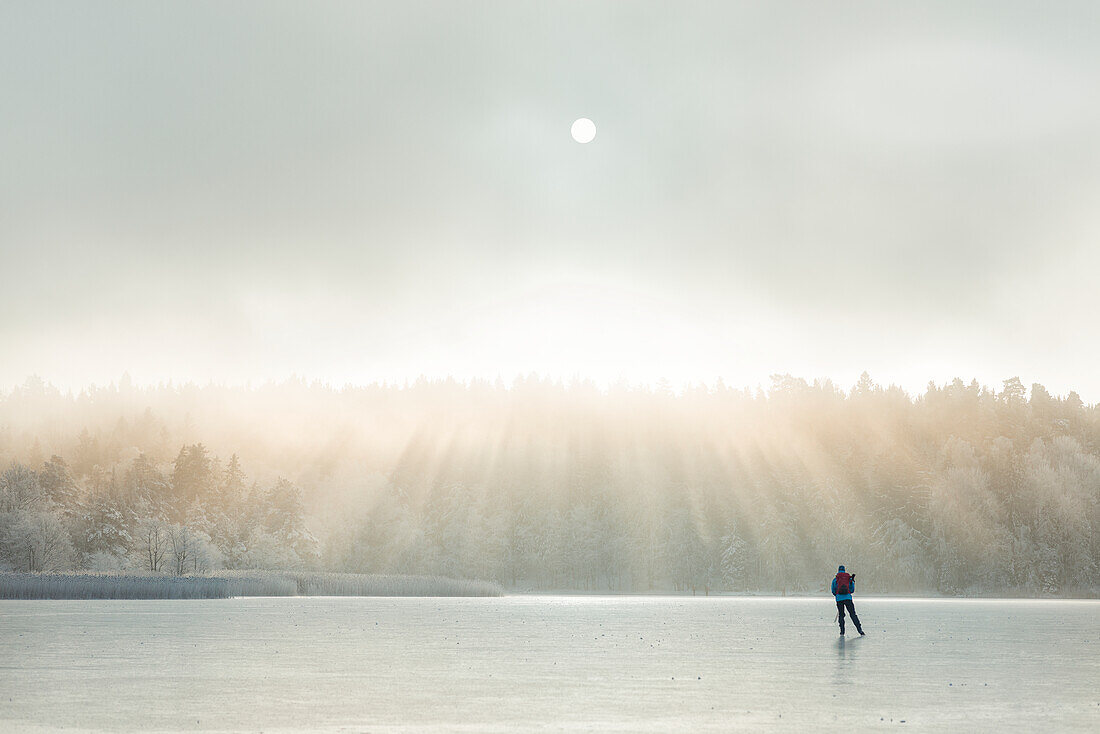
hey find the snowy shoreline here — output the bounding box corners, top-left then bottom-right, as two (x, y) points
(3, 572), (1094, 601)
(506, 589), (1100, 600)
(0, 571), (503, 600)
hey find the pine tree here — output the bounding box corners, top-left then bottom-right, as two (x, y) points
(125, 453), (170, 517)
(719, 529), (747, 590)
(78, 488), (134, 564)
(264, 478), (318, 567)
(219, 454), (247, 515)
(39, 455), (82, 516)
(170, 444), (215, 518)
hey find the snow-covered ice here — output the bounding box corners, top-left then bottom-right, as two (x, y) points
(1, 596), (1097, 732)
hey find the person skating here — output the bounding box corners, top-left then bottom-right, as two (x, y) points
(832, 565), (864, 636)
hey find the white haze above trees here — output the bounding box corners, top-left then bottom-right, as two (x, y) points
(0, 374), (1097, 595)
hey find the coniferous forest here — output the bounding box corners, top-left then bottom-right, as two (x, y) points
(1, 374), (1097, 596)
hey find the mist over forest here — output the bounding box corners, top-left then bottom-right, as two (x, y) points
(1, 374), (1097, 596)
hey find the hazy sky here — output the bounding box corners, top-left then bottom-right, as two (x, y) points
(3, 1), (1100, 399)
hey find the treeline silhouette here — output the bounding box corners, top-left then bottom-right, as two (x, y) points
(0, 373), (1097, 595)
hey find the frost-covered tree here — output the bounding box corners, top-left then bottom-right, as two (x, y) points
(264, 478), (318, 567)
(872, 518), (927, 591)
(757, 508), (798, 594)
(238, 527), (298, 570)
(665, 505), (710, 594)
(78, 489), (133, 563)
(170, 444), (215, 515)
(166, 523), (220, 574)
(133, 517), (170, 572)
(0, 463), (42, 512)
(0, 511), (74, 571)
(125, 453), (170, 514)
(566, 503), (599, 589)
(718, 529), (748, 590)
(38, 455), (82, 515)
(218, 454), (247, 515)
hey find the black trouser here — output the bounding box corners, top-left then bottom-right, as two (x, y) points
(837, 598), (862, 633)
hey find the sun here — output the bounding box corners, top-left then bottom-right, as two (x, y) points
(570, 118), (596, 144)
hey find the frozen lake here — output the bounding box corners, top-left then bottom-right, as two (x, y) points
(1, 596), (1097, 732)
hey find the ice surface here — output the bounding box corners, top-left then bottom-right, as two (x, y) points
(1, 596), (1097, 732)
